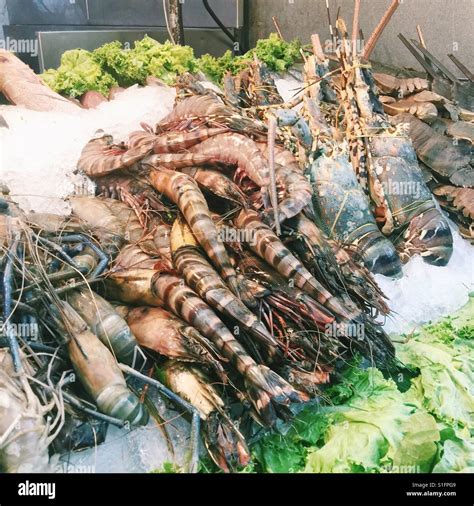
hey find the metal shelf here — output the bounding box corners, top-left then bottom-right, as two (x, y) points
(6, 0), (243, 28)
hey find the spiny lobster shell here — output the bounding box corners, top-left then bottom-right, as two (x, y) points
(307, 153), (402, 278)
(391, 113), (474, 187)
(432, 185), (474, 241)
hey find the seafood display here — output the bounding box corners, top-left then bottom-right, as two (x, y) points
(334, 20), (453, 266)
(0, 1), (472, 477)
(370, 27), (474, 241)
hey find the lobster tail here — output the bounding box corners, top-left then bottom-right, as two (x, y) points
(398, 207), (453, 266)
(356, 232), (403, 278)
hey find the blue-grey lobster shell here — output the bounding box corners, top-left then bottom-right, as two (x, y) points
(368, 127), (454, 266)
(307, 152), (403, 278)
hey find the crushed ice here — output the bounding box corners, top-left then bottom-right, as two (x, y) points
(0, 84), (176, 215)
(376, 220), (473, 335)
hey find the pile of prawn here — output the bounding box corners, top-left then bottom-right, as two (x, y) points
(0, 78), (396, 471)
(10, 5), (469, 472)
(0, 83), (394, 471)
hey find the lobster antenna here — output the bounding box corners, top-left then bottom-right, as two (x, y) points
(336, 18), (351, 60)
(415, 24), (432, 68)
(334, 6), (342, 41)
(351, 0), (362, 56)
(326, 0), (336, 51)
(411, 39), (460, 83)
(272, 16), (285, 40)
(267, 115), (281, 236)
(416, 24), (426, 48)
(363, 0), (400, 59)
(311, 34), (326, 63)
(447, 54), (474, 82)
(398, 33), (438, 79)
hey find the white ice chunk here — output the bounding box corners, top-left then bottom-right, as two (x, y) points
(0, 85), (176, 215)
(375, 221), (474, 335)
(57, 398), (195, 474)
(274, 74), (304, 111)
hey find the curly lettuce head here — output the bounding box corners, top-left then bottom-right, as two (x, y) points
(43, 49), (117, 97)
(132, 37), (196, 84)
(253, 33), (301, 72)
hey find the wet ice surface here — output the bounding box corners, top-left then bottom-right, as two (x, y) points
(274, 73), (305, 110)
(0, 85), (176, 215)
(59, 421), (190, 474)
(375, 221), (474, 335)
(57, 390), (196, 473)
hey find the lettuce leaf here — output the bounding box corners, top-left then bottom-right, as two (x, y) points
(252, 405), (330, 473)
(253, 434), (306, 473)
(305, 422), (387, 473)
(304, 368), (439, 473)
(253, 33), (301, 72)
(196, 51), (247, 84)
(42, 34), (302, 95)
(196, 34), (301, 83)
(433, 437), (474, 473)
(42, 36), (196, 96)
(93, 37), (196, 86)
(252, 367), (440, 474)
(397, 302), (474, 429)
(431, 426), (474, 473)
(42, 49), (117, 97)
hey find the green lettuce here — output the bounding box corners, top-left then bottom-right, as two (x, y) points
(433, 427), (474, 473)
(93, 37), (196, 86)
(304, 368), (439, 473)
(42, 34), (302, 95)
(394, 302), (474, 474)
(42, 49), (117, 97)
(251, 367), (440, 474)
(196, 33), (301, 83)
(196, 51), (247, 84)
(253, 33), (301, 72)
(252, 406), (329, 473)
(397, 301), (474, 429)
(92, 41), (146, 86)
(42, 36), (196, 96)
